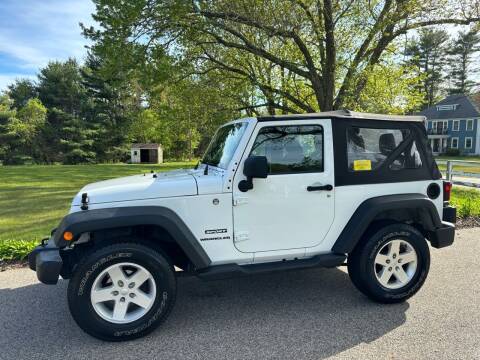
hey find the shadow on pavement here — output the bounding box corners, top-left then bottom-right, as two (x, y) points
(0, 267), (408, 359)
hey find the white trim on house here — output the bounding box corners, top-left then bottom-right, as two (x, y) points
(465, 137), (473, 149)
(431, 120), (448, 131)
(466, 119), (474, 131)
(452, 119), (460, 131)
(451, 137), (459, 149)
(476, 119), (480, 155)
(436, 104), (458, 111)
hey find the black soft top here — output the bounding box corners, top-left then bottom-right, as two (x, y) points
(255, 110), (439, 186)
(257, 110), (425, 123)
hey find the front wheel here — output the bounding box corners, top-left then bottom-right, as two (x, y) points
(67, 242), (176, 341)
(348, 223), (430, 303)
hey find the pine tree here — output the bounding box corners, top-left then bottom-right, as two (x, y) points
(406, 29), (448, 108)
(7, 79), (38, 109)
(446, 30), (480, 95)
(56, 109), (98, 164)
(0, 95), (17, 163)
(37, 59), (101, 163)
(81, 54), (134, 162)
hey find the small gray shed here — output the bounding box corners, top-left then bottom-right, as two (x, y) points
(130, 143), (163, 164)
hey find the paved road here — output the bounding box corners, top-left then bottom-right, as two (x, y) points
(0, 229), (479, 360)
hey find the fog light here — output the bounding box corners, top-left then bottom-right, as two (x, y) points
(63, 231), (74, 241)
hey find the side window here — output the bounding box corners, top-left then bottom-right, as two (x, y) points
(250, 125), (323, 174)
(347, 127), (410, 171)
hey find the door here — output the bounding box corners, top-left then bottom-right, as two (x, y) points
(140, 149), (149, 163)
(232, 120), (335, 253)
(149, 149), (158, 163)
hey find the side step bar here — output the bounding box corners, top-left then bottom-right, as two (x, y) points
(197, 253), (346, 281)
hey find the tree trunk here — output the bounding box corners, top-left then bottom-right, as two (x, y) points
(322, 0), (335, 111)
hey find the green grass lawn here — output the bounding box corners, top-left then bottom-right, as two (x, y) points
(0, 162), (194, 260)
(435, 156), (480, 174)
(0, 162), (478, 261)
(436, 155), (480, 161)
(437, 164), (480, 174)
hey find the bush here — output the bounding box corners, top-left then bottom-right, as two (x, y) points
(445, 148), (461, 156)
(0, 240), (37, 261)
(451, 187), (480, 218)
(3, 155), (34, 165)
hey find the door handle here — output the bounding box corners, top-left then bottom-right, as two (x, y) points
(307, 184), (333, 192)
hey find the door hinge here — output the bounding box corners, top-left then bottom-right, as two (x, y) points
(234, 231), (249, 242)
(233, 197), (248, 206)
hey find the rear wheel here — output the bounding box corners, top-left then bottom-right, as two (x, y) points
(348, 223), (430, 303)
(67, 242), (176, 341)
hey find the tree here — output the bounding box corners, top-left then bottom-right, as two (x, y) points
(36, 59), (100, 163)
(81, 53), (143, 162)
(55, 109), (98, 164)
(405, 28), (448, 108)
(345, 61), (424, 114)
(37, 59), (85, 113)
(0, 95), (17, 163)
(84, 0), (480, 112)
(0, 97), (47, 164)
(7, 79), (38, 109)
(446, 29), (480, 94)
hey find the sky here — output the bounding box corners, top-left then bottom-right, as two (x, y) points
(0, 1), (475, 94)
(0, 0), (95, 92)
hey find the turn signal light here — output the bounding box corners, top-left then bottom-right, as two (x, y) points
(443, 181), (452, 202)
(63, 231), (74, 241)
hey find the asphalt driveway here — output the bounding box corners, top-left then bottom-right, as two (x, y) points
(0, 228), (479, 360)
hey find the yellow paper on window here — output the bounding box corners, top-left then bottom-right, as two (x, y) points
(353, 159), (372, 171)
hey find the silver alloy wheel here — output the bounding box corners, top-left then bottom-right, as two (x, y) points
(374, 239), (418, 290)
(90, 262), (157, 324)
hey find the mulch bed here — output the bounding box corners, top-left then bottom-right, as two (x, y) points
(456, 216), (480, 229)
(0, 260), (28, 272)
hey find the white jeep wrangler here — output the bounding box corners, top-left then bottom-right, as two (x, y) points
(29, 110), (456, 341)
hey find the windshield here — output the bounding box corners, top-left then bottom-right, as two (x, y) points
(202, 122), (248, 169)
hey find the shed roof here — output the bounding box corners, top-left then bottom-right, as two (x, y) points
(131, 143), (161, 149)
(257, 110), (425, 122)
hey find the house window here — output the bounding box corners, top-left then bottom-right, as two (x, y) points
(133, 150), (138, 156)
(451, 137), (459, 149)
(452, 120), (460, 131)
(432, 120), (448, 134)
(466, 119), (474, 131)
(465, 137), (473, 149)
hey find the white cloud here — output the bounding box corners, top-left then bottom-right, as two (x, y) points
(0, 74), (37, 93)
(0, 0), (96, 90)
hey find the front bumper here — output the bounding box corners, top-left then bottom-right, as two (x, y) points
(28, 238), (63, 285)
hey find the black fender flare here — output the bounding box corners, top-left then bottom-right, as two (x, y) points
(332, 193), (442, 254)
(52, 206), (211, 269)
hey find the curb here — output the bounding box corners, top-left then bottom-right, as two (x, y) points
(452, 180), (480, 188)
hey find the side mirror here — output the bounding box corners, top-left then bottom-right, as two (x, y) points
(238, 156), (268, 192)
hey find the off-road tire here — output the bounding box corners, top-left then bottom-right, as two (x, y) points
(348, 223), (430, 303)
(67, 242), (176, 341)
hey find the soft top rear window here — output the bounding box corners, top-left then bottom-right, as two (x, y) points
(347, 127), (421, 171)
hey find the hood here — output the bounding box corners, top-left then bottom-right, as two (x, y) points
(71, 169), (198, 207)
